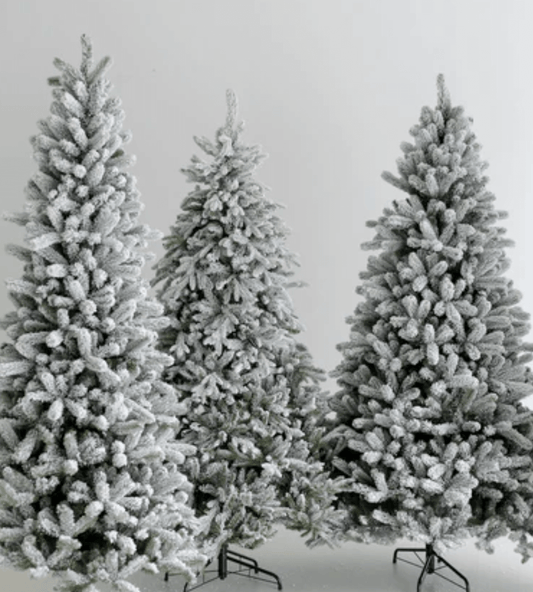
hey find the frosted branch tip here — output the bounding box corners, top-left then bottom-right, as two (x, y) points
(80, 34), (94, 74)
(436, 73), (451, 112)
(225, 89), (238, 130)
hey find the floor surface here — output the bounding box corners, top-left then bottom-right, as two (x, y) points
(2, 526), (533, 592)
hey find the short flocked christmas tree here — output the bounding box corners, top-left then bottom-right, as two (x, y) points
(0, 37), (204, 592)
(327, 75), (533, 575)
(152, 90), (343, 568)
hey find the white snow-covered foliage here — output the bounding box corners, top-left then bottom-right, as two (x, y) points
(327, 75), (533, 557)
(0, 36), (205, 592)
(152, 90), (344, 553)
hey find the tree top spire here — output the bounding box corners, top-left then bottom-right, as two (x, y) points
(80, 34), (94, 76)
(436, 73), (451, 114)
(48, 35), (111, 87)
(225, 88), (238, 131)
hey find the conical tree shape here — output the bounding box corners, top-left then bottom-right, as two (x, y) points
(0, 37), (204, 592)
(152, 90), (342, 553)
(327, 75), (533, 555)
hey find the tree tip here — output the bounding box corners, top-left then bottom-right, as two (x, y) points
(80, 34), (94, 74)
(225, 89), (238, 130)
(436, 73), (451, 112)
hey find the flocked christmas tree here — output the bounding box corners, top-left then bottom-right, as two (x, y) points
(152, 90), (343, 578)
(327, 75), (533, 583)
(0, 37), (205, 592)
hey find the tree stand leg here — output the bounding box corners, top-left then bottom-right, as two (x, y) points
(164, 544), (283, 591)
(392, 543), (469, 592)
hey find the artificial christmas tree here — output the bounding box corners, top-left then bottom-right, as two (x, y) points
(327, 75), (533, 591)
(0, 37), (205, 592)
(152, 90), (343, 590)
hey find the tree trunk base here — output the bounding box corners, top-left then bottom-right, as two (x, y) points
(393, 543), (469, 592)
(165, 544), (283, 591)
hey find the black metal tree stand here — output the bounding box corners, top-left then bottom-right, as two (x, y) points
(393, 543), (470, 592)
(165, 544), (283, 591)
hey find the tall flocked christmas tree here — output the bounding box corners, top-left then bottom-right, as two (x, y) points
(0, 37), (204, 592)
(152, 90), (343, 585)
(327, 75), (533, 587)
